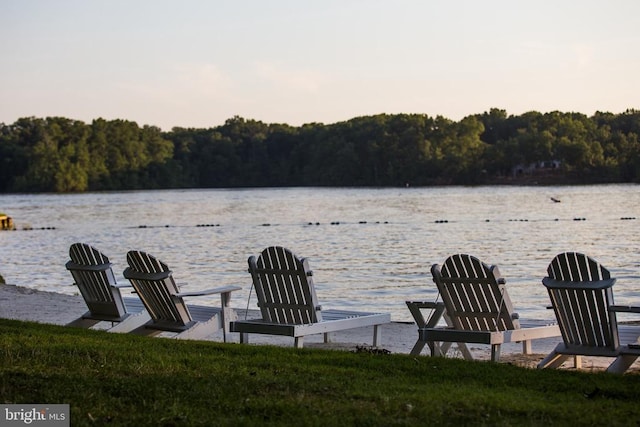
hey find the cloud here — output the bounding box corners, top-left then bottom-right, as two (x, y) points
(120, 62), (231, 103)
(174, 63), (230, 97)
(253, 61), (329, 94)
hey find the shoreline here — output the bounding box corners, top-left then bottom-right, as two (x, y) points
(1, 283), (638, 372)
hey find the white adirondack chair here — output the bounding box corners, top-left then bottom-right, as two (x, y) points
(413, 254), (560, 362)
(66, 243), (148, 331)
(117, 250), (241, 341)
(230, 246), (391, 348)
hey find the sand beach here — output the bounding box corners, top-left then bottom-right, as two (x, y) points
(2, 283), (638, 373)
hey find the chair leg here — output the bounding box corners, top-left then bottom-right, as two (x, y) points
(411, 339), (445, 356)
(410, 340), (427, 356)
(127, 325), (164, 337)
(458, 343), (474, 360)
(324, 332), (335, 343)
(490, 344), (502, 362)
(220, 291), (237, 343)
(537, 348), (569, 369)
(440, 342), (453, 354)
(372, 324), (382, 347)
(573, 355), (582, 369)
(66, 316), (101, 329)
(431, 342), (447, 357)
(607, 355), (639, 374)
(239, 332), (249, 344)
(174, 320), (216, 340)
(522, 340), (532, 355)
(294, 337), (304, 348)
(108, 312), (151, 334)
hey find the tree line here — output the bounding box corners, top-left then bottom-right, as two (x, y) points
(0, 108), (639, 193)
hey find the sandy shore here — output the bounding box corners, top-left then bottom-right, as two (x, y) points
(1, 283), (638, 372)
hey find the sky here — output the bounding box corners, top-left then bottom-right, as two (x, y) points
(1, 0), (639, 131)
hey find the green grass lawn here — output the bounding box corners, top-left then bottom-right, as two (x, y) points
(1, 318), (639, 426)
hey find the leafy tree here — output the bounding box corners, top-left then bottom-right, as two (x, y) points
(477, 108), (508, 145)
(2, 109), (640, 192)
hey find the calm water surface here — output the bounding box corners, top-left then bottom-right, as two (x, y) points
(1, 185), (639, 322)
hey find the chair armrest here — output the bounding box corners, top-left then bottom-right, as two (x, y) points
(542, 277), (616, 289)
(112, 283), (133, 289)
(123, 267), (172, 281)
(406, 301), (444, 309)
(610, 305), (640, 314)
(66, 261), (112, 272)
(176, 285), (242, 297)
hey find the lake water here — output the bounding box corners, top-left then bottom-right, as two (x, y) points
(1, 185), (639, 322)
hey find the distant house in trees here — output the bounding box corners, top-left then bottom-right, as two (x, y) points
(512, 160), (561, 177)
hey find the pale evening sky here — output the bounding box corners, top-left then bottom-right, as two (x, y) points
(1, 0), (638, 130)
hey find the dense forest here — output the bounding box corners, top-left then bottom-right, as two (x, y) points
(0, 108), (639, 193)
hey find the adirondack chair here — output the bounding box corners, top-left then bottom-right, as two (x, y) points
(229, 246), (391, 348)
(414, 254), (560, 362)
(117, 250), (241, 341)
(65, 243), (148, 331)
(538, 252), (640, 373)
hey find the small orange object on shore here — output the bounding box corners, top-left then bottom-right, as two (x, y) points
(0, 214), (15, 230)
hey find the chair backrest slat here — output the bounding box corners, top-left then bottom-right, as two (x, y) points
(432, 254), (518, 332)
(249, 246), (322, 325)
(124, 251), (192, 326)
